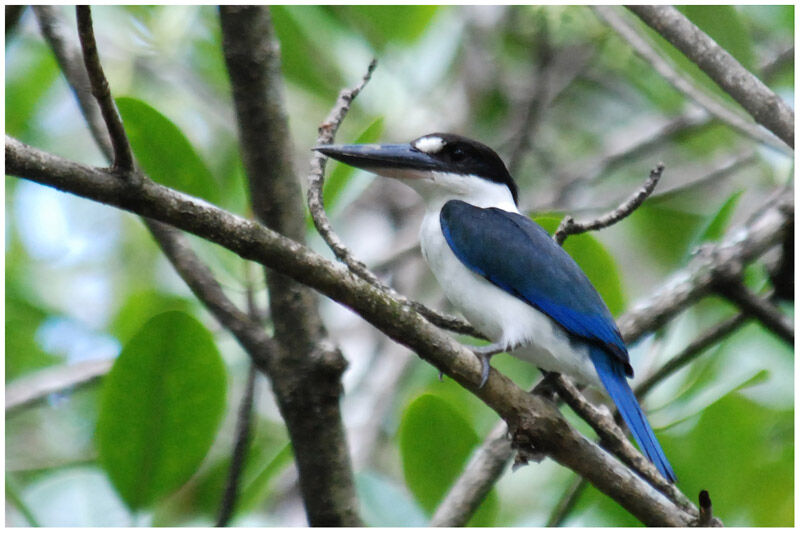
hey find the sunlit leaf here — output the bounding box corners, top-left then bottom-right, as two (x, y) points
(97, 311), (227, 510)
(116, 97), (220, 203)
(535, 217), (626, 316)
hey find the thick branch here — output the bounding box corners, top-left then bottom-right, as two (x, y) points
(8, 137), (703, 525)
(618, 191), (792, 344)
(594, 6), (788, 153)
(75, 6), (134, 171)
(628, 5), (794, 148)
(219, 6), (361, 526)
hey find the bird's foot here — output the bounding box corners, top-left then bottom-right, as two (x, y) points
(472, 342), (509, 388)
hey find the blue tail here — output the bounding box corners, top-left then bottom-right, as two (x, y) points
(588, 346), (677, 483)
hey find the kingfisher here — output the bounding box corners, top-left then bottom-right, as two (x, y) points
(315, 133), (676, 483)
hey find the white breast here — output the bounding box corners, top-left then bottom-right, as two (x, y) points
(419, 210), (601, 388)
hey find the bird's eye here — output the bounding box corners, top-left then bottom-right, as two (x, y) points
(450, 146), (466, 162)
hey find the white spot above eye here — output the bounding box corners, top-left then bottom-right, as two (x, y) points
(413, 136), (446, 154)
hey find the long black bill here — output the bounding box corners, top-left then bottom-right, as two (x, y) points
(313, 143), (443, 174)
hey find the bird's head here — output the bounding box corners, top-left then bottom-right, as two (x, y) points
(314, 133), (518, 211)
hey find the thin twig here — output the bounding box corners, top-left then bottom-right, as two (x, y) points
(6, 359), (114, 412)
(760, 45), (794, 83)
(307, 60), (487, 340)
(555, 162), (663, 245)
(716, 281), (793, 345)
(75, 6), (135, 172)
(216, 364), (258, 526)
(649, 150), (756, 200)
(594, 6), (788, 154)
(546, 475), (586, 526)
(628, 5), (794, 149)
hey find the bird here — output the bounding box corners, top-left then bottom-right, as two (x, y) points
(314, 132), (676, 483)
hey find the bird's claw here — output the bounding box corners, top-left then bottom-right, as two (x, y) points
(475, 351), (493, 388)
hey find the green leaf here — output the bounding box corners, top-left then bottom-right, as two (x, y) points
(109, 289), (194, 344)
(534, 217), (626, 316)
(644, 6), (754, 105)
(677, 6), (755, 71)
(329, 6), (440, 51)
(270, 6), (344, 96)
(627, 202), (706, 270)
(398, 394), (497, 524)
(115, 97), (220, 203)
(235, 441), (294, 515)
(5, 294), (62, 382)
(5, 41), (60, 140)
(694, 190), (743, 245)
(96, 311), (227, 511)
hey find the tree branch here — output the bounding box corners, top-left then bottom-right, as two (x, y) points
(634, 312), (749, 399)
(5, 359), (113, 412)
(75, 6), (134, 171)
(617, 190), (792, 344)
(216, 363), (258, 527)
(219, 6), (361, 526)
(7, 137), (704, 525)
(628, 5), (794, 149)
(555, 162), (663, 245)
(594, 6), (788, 153)
(716, 282), (793, 344)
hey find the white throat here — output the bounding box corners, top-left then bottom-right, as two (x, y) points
(392, 171), (519, 215)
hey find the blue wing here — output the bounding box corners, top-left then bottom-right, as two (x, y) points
(441, 200), (676, 482)
(439, 200), (631, 373)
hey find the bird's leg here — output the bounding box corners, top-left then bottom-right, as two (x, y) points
(472, 342), (512, 388)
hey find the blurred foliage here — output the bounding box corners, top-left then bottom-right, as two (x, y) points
(5, 5), (793, 527)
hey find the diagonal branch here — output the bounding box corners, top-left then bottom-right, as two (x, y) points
(628, 5), (794, 149)
(716, 282), (793, 344)
(75, 6), (134, 171)
(594, 6), (788, 153)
